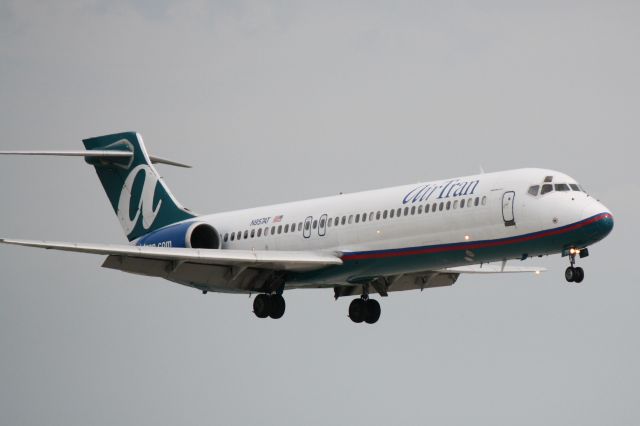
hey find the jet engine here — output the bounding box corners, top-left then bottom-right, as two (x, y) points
(135, 221), (221, 249)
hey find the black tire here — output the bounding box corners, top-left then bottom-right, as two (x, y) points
(269, 294), (286, 319)
(253, 294), (271, 318)
(349, 298), (366, 323)
(364, 299), (381, 324)
(574, 267), (585, 283)
(565, 267), (575, 282)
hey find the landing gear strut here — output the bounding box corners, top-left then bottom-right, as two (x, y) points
(253, 294), (286, 319)
(348, 284), (381, 324)
(565, 248), (585, 283)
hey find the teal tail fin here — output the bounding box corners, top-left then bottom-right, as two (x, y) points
(82, 132), (196, 242)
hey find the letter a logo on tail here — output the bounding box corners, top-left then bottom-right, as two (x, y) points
(83, 131), (196, 241)
(117, 164), (162, 237)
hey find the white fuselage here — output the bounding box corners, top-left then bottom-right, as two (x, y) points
(176, 168), (611, 285)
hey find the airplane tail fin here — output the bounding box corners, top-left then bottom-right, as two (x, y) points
(82, 132), (196, 241)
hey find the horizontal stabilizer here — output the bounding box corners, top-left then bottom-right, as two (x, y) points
(0, 238), (342, 272)
(0, 150), (132, 158)
(0, 150), (191, 168)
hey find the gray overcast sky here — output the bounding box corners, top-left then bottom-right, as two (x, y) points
(0, 1), (638, 425)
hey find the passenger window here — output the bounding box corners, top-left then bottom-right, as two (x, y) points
(257, 229), (262, 237)
(334, 217), (339, 226)
(555, 183), (570, 191)
(312, 220), (317, 229)
(417, 205), (423, 214)
(298, 222), (303, 231)
(348, 215), (353, 224)
(482, 196), (487, 205)
(304, 221), (310, 230)
(453, 200), (458, 209)
(230, 232), (235, 241)
(397, 208), (402, 217)
(369, 212), (374, 221)
(244, 230), (249, 239)
(468, 198), (473, 207)
(569, 184), (580, 191)
(390, 209), (395, 218)
(528, 185), (540, 196)
(446, 201), (451, 210)
(341, 216), (346, 225)
(376, 211), (381, 220)
(327, 219), (332, 228)
(320, 218), (326, 228)
(383, 210), (388, 219)
(411, 206), (416, 215)
(432, 202), (437, 212)
(224, 233), (229, 242)
(541, 184), (553, 195)
(439, 202), (444, 211)
(251, 229), (255, 238)
(425, 203), (430, 213)
(474, 197), (479, 206)
(460, 199), (465, 208)
(284, 224), (289, 233)
(404, 207), (409, 216)
(277, 226), (282, 234)
(355, 214), (360, 223)
(271, 226), (276, 235)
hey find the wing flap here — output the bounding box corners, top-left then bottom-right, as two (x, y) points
(0, 238), (342, 272)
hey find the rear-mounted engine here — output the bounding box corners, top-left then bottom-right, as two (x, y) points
(135, 222), (221, 249)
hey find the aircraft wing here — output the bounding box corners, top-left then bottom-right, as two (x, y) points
(437, 262), (545, 274)
(0, 238), (342, 272)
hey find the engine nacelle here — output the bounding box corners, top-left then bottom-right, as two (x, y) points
(135, 221), (221, 249)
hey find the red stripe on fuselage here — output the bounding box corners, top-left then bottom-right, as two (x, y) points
(341, 213), (611, 261)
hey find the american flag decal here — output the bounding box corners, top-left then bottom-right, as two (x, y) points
(273, 215), (283, 223)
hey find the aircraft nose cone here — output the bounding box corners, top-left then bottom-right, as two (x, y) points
(596, 212), (614, 238)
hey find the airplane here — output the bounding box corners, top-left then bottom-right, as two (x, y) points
(0, 132), (614, 324)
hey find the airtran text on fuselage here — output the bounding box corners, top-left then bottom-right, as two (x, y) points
(402, 179), (480, 204)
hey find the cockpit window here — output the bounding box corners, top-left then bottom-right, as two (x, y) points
(541, 184), (553, 195)
(569, 184), (580, 191)
(555, 183), (570, 191)
(528, 185), (540, 196)
(544, 176), (553, 183)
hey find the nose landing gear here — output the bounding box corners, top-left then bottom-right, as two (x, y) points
(565, 248), (585, 283)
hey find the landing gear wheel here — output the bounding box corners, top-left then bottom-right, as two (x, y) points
(574, 267), (585, 283)
(253, 294), (271, 318)
(269, 294), (286, 319)
(565, 266), (576, 282)
(349, 298), (367, 323)
(364, 299), (381, 324)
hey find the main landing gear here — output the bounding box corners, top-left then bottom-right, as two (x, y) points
(565, 248), (586, 283)
(253, 294), (286, 319)
(348, 297), (381, 324)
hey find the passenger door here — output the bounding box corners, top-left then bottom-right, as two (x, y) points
(502, 191), (516, 227)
